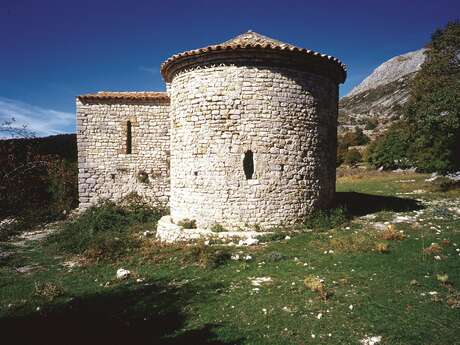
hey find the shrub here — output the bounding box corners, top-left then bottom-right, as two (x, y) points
(366, 121), (413, 170)
(177, 219), (197, 229)
(256, 232), (286, 243)
(46, 198), (164, 259)
(304, 275), (329, 300)
(303, 207), (348, 230)
(342, 127), (370, 147)
(337, 128), (370, 166)
(0, 134), (78, 220)
(182, 244), (231, 269)
(34, 281), (65, 302)
(375, 242), (390, 253)
(210, 223), (226, 232)
(423, 242), (443, 255)
(380, 224), (405, 240)
(47, 159), (78, 216)
(328, 232), (376, 253)
(344, 148), (362, 166)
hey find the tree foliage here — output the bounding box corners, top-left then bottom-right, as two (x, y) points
(366, 121), (413, 169)
(367, 22), (460, 172)
(0, 118), (78, 221)
(337, 127), (370, 166)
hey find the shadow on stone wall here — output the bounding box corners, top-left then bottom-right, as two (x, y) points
(0, 278), (241, 345)
(335, 191), (422, 217)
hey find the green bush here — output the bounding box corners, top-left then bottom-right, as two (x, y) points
(46, 198), (165, 259)
(366, 121), (413, 170)
(342, 127), (370, 147)
(256, 232), (286, 242)
(177, 219), (197, 229)
(337, 128), (370, 166)
(182, 244), (231, 269)
(47, 159), (78, 216)
(303, 207), (348, 230)
(0, 134), (78, 220)
(210, 223), (226, 232)
(404, 22), (460, 173)
(344, 148), (362, 166)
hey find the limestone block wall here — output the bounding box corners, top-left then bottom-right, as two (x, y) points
(169, 64), (338, 229)
(76, 98), (170, 209)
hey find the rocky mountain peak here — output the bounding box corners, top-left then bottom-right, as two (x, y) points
(346, 48), (427, 98)
(339, 48), (428, 138)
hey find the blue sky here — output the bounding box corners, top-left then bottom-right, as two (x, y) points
(0, 0), (458, 136)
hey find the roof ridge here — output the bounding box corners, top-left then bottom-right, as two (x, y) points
(77, 91), (169, 101)
(220, 30), (292, 48)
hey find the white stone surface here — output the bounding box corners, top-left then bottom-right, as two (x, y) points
(76, 98), (170, 210)
(156, 215), (270, 243)
(116, 268), (131, 280)
(347, 49), (426, 97)
(169, 63), (338, 229)
(77, 35), (341, 235)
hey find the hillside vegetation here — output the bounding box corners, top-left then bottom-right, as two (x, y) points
(0, 132), (78, 239)
(368, 22), (460, 173)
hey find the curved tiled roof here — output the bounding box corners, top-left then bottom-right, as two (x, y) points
(161, 31), (347, 83)
(77, 91), (169, 101)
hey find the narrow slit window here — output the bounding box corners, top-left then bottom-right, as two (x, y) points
(243, 150), (254, 180)
(126, 121), (132, 154)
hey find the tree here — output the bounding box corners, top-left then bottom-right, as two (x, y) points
(344, 148), (362, 167)
(366, 121), (413, 169)
(0, 117), (35, 139)
(367, 22), (460, 173)
(0, 117), (78, 222)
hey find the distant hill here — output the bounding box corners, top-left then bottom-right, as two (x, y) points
(339, 48), (427, 137)
(0, 134), (77, 162)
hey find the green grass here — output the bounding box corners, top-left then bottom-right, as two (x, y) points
(45, 199), (164, 259)
(303, 207), (348, 230)
(1, 171), (460, 344)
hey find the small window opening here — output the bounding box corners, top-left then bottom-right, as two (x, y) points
(193, 171), (198, 176)
(243, 150), (254, 180)
(110, 173), (116, 180)
(280, 164), (284, 172)
(126, 121), (132, 154)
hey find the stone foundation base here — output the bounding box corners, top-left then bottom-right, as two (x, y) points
(156, 215), (271, 244)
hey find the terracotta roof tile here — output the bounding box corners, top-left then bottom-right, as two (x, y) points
(77, 91), (169, 101)
(161, 31), (347, 82)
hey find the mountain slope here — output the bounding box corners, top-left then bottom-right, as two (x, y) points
(339, 48), (427, 136)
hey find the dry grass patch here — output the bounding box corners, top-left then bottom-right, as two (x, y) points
(304, 275), (330, 300)
(375, 242), (390, 253)
(380, 224), (406, 240)
(34, 281), (65, 302)
(325, 231), (377, 253)
(423, 242), (443, 255)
